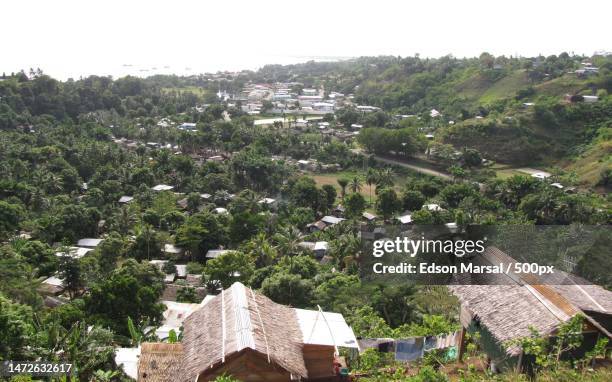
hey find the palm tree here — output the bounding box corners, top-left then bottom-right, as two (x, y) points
(337, 178), (349, 200)
(376, 167), (395, 190)
(349, 176), (362, 193)
(365, 169), (378, 204)
(273, 225), (302, 257)
(115, 205), (136, 234)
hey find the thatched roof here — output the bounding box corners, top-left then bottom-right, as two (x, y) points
(180, 282), (308, 381)
(137, 343), (184, 382)
(450, 247), (612, 355)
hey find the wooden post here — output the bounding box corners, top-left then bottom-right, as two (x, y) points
(457, 327), (467, 363)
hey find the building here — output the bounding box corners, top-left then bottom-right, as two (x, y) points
(205, 249), (232, 260)
(152, 184), (174, 192)
(77, 238), (104, 248)
(451, 247), (612, 372)
(178, 122), (197, 131)
(137, 282), (358, 381)
(54, 246), (94, 259)
(118, 196), (134, 204)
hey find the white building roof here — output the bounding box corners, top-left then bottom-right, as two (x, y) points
(118, 196), (134, 203)
(531, 172), (550, 180)
(115, 347), (141, 379)
(55, 247), (94, 259)
(258, 198), (276, 205)
(43, 275), (64, 287)
(164, 244), (183, 254)
(155, 300), (202, 339)
(397, 214), (413, 224)
(295, 308), (359, 349)
(213, 207), (228, 215)
(206, 249), (231, 259)
(430, 109), (441, 117)
(362, 212), (376, 221)
(551, 182), (564, 189)
(314, 241), (329, 251)
(321, 215), (344, 225)
(175, 264), (187, 278)
(77, 238), (103, 248)
(152, 184), (174, 191)
(423, 204), (443, 212)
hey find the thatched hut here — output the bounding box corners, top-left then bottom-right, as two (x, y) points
(138, 343), (184, 382)
(137, 282), (358, 382)
(451, 247), (612, 371)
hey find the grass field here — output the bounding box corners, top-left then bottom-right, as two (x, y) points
(161, 86), (207, 97)
(490, 163), (524, 179)
(309, 169), (407, 208)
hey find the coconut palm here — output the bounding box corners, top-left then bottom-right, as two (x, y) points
(337, 178), (349, 200)
(365, 169), (378, 203)
(376, 167), (395, 190)
(273, 225), (303, 257)
(349, 176), (362, 193)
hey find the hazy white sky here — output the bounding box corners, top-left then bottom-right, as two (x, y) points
(2, 0), (610, 79)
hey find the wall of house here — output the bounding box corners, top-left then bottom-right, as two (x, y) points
(303, 344), (335, 380)
(198, 350), (293, 382)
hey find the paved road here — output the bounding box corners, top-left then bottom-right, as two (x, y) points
(372, 155), (453, 180)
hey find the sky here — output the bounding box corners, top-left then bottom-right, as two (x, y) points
(2, 0), (611, 80)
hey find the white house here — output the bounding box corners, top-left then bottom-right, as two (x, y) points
(152, 184), (174, 192)
(178, 122), (197, 131)
(77, 238), (104, 248)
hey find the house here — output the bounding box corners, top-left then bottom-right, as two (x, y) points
(163, 244), (184, 257)
(206, 249), (232, 260)
(299, 241), (329, 259)
(118, 196), (134, 204)
(39, 275), (64, 296)
(430, 109), (441, 118)
(396, 213), (413, 226)
(77, 238), (104, 248)
(155, 300), (203, 340)
(55, 246), (94, 259)
(423, 204), (443, 212)
(583, 95), (599, 103)
(550, 182), (564, 189)
(321, 215), (345, 226)
(137, 343), (184, 382)
(258, 198), (277, 209)
(531, 172), (550, 180)
(152, 184), (174, 192)
(313, 241), (329, 259)
(213, 207), (228, 215)
(306, 221), (327, 233)
(362, 212), (376, 222)
(350, 124), (363, 129)
(179, 122), (197, 131)
(332, 204), (345, 218)
(137, 282), (358, 381)
(451, 247), (612, 372)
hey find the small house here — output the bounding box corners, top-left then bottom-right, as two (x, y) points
(77, 238), (104, 248)
(118, 196), (134, 204)
(152, 184), (174, 192)
(332, 204), (345, 218)
(206, 249), (232, 260)
(362, 212), (376, 222)
(137, 282), (358, 381)
(451, 247), (612, 372)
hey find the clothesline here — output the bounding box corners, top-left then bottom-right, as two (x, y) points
(357, 331), (461, 363)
